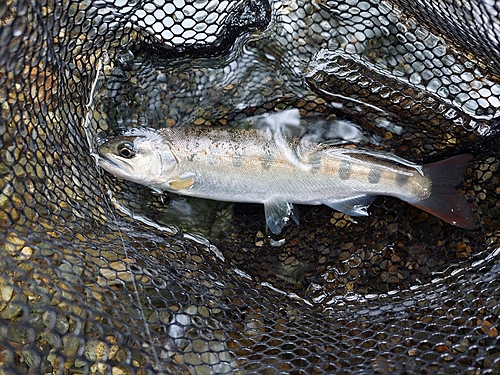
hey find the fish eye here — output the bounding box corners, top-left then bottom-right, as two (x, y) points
(117, 142), (135, 158)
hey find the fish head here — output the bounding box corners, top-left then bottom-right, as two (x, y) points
(97, 129), (178, 189)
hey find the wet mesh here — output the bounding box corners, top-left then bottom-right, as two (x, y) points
(1, 0), (500, 373)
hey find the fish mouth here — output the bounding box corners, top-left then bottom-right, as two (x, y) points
(97, 154), (123, 170)
(97, 151), (136, 173)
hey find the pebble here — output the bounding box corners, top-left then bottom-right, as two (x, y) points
(62, 335), (81, 358)
(112, 366), (132, 375)
(0, 298), (25, 319)
(0, 284), (14, 304)
(85, 339), (109, 361)
(22, 344), (40, 368)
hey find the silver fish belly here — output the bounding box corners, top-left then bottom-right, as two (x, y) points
(97, 126), (476, 234)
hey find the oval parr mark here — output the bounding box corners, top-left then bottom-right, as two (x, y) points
(368, 168), (381, 184)
(261, 149), (273, 170)
(309, 153), (322, 174)
(207, 153), (219, 166)
(395, 172), (410, 187)
(338, 159), (352, 180)
(232, 151), (244, 168)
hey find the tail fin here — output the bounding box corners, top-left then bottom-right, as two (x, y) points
(412, 154), (477, 230)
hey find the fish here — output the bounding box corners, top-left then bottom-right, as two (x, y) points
(97, 125), (477, 234)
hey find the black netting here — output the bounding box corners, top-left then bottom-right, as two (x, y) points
(1, 0), (500, 374)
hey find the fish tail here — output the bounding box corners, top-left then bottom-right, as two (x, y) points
(411, 154), (477, 229)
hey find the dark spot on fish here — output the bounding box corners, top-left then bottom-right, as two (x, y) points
(262, 149), (273, 170)
(232, 152), (243, 168)
(339, 160), (352, 180)
(309, 154), (322, 174)
(208, 153), (218, 166)
(396, 173), (410, 187)
(368, 168), (381, 184)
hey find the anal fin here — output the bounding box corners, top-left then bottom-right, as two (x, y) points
(324, 195), (376, 217)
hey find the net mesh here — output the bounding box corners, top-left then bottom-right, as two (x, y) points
(1, 0), (500, 374)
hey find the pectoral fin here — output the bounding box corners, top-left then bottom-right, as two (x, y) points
(264, 199), (298, 235)
(324, 195), (375, 217)
(168, 177), (195, 190)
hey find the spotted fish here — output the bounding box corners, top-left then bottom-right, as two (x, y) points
(97, 125), (477, 234)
